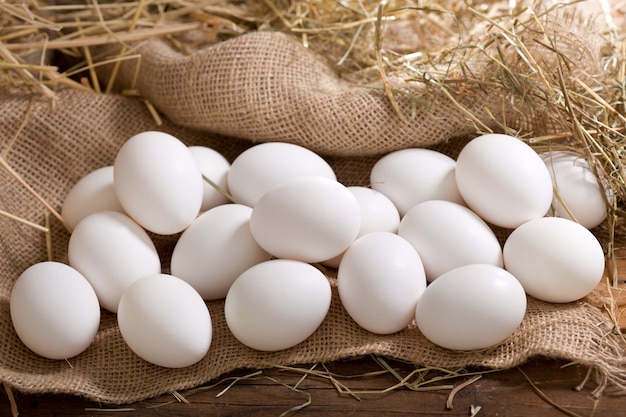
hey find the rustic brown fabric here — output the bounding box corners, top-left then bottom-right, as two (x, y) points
(1, 3), (625, 405)
(1, 86), (625, 404)
(95, 7), (607, 157)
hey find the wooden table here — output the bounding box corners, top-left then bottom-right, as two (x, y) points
(4, 355), (626, 416)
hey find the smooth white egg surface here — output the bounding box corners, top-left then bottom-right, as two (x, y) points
(346, 186), (400, 235)
(455, 134), (553, 229)
(224, 259), (331, 351)
(370, 148), (464, 216)
(415, 264), (527, 351)
(188, 145), (231, 212)
(61, 166), (125, 231)
(10, 262), (100, 360)
(540, 150), (613, 229)
(114, 131), (203, 235)
(338, 232), (426, 334)
(227, 142), (336, 207)
(249, 176), (361, 263)
(117, 274), (212, 368)
(398, 200), (503, 281)
(503, 217), (605, 303)
(68, 211), (161, 312)
(170, 204), (272, 300)
(322, 186), (400, 268)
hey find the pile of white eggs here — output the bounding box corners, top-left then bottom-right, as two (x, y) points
(9, 131), (610, 368)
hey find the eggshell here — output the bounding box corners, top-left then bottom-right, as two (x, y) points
(114, 131), (203, 235)
(61, 166), (125, 231)
(249, 176), (361, 263)
(455, 134), (553, 229)
(228, 142), (336, 207)
(68, 211), (161, 312)
(370, 148), (464, 216)
(338, 232), (427, 334)
(224, 259), (331, 351)
(346, 186), (400, 234)
(398, 200), (503, 281)
(322, 186), (400, 268)
(188, 145), (231, 212)
(10, 262), (100, 360)
(503, 217), (605, 303)
(117, 273), (212, 368)
(170, 204), (272, 300)
(540, 150), (613, 229)
(415, 264), (527, 351)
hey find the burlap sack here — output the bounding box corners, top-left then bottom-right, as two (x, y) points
(1, 85), (625, 404)
(1, 3), (625, 405)
(97, 6), (606, 157)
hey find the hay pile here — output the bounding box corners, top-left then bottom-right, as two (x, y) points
(2, 1), (624, 241)
(2, 0), (626, 405)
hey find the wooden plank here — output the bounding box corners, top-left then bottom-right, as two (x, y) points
(5, 357), (626, 416)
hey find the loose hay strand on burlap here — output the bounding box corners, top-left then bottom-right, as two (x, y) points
(0, 155), (69, 231)
(202, 173), (239, 205)
(0, 208), (48, 233)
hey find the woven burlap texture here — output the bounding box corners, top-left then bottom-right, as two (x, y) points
(97, 6), (605, 157)
(1, 85), (625, 404)
(1, 5), (625, 404)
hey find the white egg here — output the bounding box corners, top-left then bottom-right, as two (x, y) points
(415, 264), (527, 351)
(540, 150), (613, 229)
(503, 217), (605, 303)
(323, 186), (400, 268)
(61, 166), (125, 231)
(68, 211), (161, 312)
(370, 148), (464, 216)
(338, 232), (426, 334)
(346, 186), (400, 235)
(188, 146), (231, 212)
(455, 134), (553, 229)
(117, 273), (212, 368)
(170, 204), (272, 300)
(224, 259), (331, 351)
(398, 200), (503, 281)
(114, 131), (203, 235)
(10, 262), (100, 360)
(250, 176), (361, 263)
(228, 142), (336, 207)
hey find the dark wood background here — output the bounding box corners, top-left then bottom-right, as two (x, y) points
(5, 356), (626, 416)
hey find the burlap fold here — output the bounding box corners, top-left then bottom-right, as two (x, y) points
(97, 31), (453, 157)
(94, 6), (606, 157)
(1, 85), (625, 404)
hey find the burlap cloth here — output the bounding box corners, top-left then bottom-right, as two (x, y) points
(2, 5), (626, 405)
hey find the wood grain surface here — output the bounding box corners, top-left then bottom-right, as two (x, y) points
(4, 356), (626, 417)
